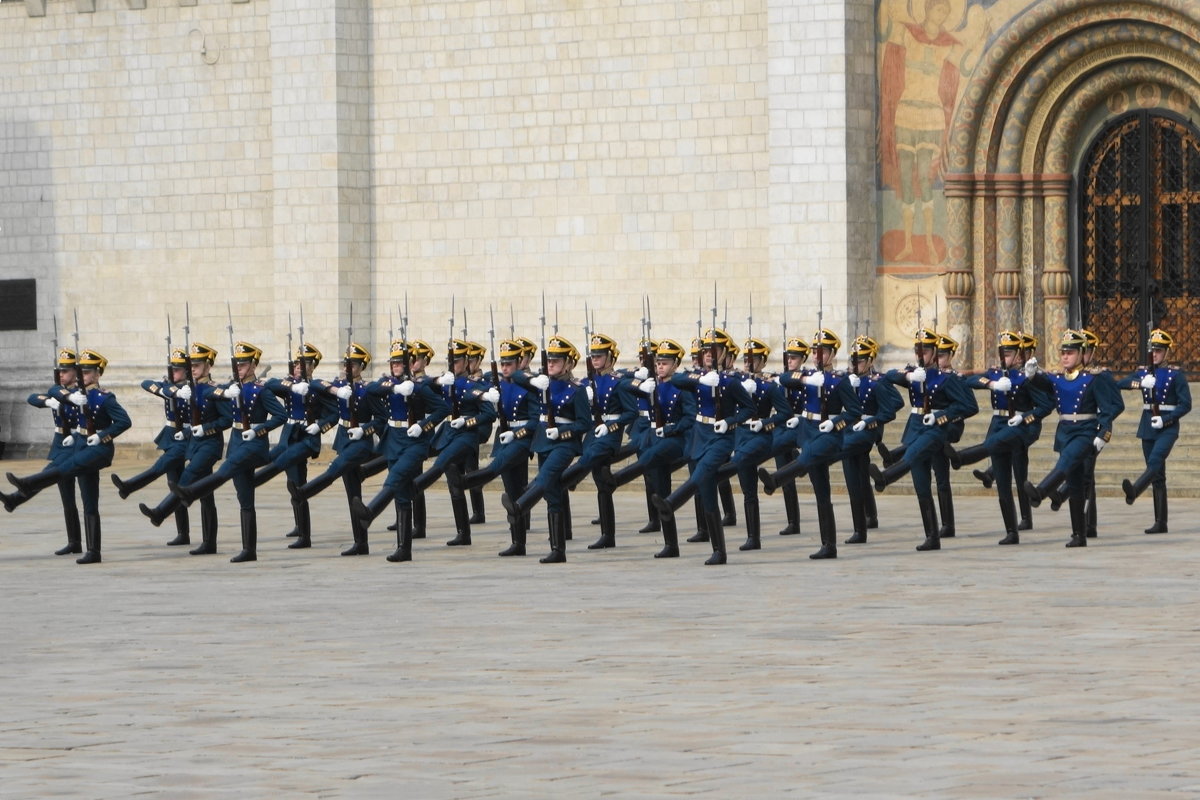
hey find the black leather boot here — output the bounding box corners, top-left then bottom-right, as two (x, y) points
(686, 494), (708, 542)
(1145, 485), (1168, 533)
(498, 508), (527, 557)
(1023, 469), (1065, 508)
(251, 462), (284, 488)
(1047, 484), (1068, 512)
(412, 492), (427, 538)
(7, 468), (62, 497)
(864, 476), (879, 529)
(2, 489), (30, 514)
(411, 463), (445, 494)
(166, 506), (191, 546)
(76, 513), (102, 564)
(111, 466), (162, 499)
(704, 510), (726, 565)
(140, 493), (182, 528)
(190, 500), (218, 555)
(936, 490), (955, 538)
(778, 481), (801, 535)
(468, 487), (486, 525)
(387, 505), (414, 562)
(948, 443), (988, 470)
(451, 463), (499, 492)
(844, 473), (868, 544)
(357, 454), (387, 482)
(719, 481), (737, 527)
(915, 494), (941, 551)
(639, 484), (661, 533)
(997, 490), (1019, 545)
(540, 511), (566, 563)
(1065, 494), (1087, 547)
(290, 469), (340, 503)
(446, 491), (472, 546)
(56, 508), (83, 555)
(230, 509), (258, 562)
(870, 460), (911, 493)
(654, 507), (680, 558)
(562, 491), (574, 541)
(758, 459), (806, 495)
(588, 491), (616, 549)
(650, 479), (698, 540)
(287, 500), (311, 549)
(1122, 468), (1155, 505)
(879, 442), (906, 467)
(1016, 482), (1033, 530)
(972, 466), (994, 489)
(341, 511), (370, 556)
(502, 484), (545, 526)
(173, 472), (227, 506)
(809, 501), (837, 559)
(738, 497), (761, 551)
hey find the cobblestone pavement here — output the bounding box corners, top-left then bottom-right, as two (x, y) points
(2, 456), (1198, 799)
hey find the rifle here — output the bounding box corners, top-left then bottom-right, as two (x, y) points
(166, 313), (182, 434)
(1145, 288), (1159, 417)
(401, 295), (419, 425)
(817, 285), (829, 421)
(226, 302), (248, 431)
(51, 315), (69, 437)
(287, 312), (295, 383)
(489, 305), (506, 434)
(583, 301), (603, 426)
(72, 309), (95, 436)
(711, 282), (723, 421)
(643, 295), (664, 429)
(183, 303), (201, 427)
(781, 304), (787, 373)
(298, 303), (316, 425)
(917, 287), (932, 415)
(447, 296), (460, 419)
(539, 293), (552, 428)
(345, 302), (359, 427)
(509, 304), (516, 340)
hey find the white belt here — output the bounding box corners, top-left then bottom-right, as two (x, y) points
(387, 419), (411, 428)
(992, 410), (1013, 417)
(339, 419), (354, 427)
(1144, 404), (1176, 411)
(508, 419), (530, 429)
(696, 415), (720, 424)
(800, 411), (824, 421)
(1060, 413), (1097, 422)
(602, 413), (621, 422)
(285, 418), (305, 425)
(554, 416), (573, 424)
(638, 410), (651, 418)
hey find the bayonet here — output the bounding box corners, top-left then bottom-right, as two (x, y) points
(227, 301), (248, 430)
(72, 309), (95, 435)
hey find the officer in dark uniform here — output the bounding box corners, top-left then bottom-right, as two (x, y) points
(1116, 329), (1191, 531)
(769, 336), (811, 537)
(501, 335), (591, 563)
(349, 339), (449, 562)
(251, 343), (339, 549)
(650, 327), (755, 565)
(594, 339), (697, 558)
(110, 348), (193, 546)
(870, 328), (978, 551)
(173, 342), (286, 562)
(138, 342), (230, 556)
(5, 349), (131, 563)
(929, 332), (974, 538)
(1023, 329), (1125, 547)
(462, 339), (490, 525)
(445, 337), (542, 556)
(950, 331), (1054, 544)
(3, 349), (83, 556)
(288, 342), (381, 556)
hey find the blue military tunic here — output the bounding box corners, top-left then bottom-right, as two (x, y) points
(1117, 363), (1191, 484)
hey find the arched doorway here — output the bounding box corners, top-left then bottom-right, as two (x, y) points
(1078, 111), (1200, 374)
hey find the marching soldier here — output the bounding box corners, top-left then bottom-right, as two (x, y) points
(172, 342), (286, 562)
(1116, 329), (1191, 532)
(111, 348), (193, 546)
(462, 340), (490, 524)
(594, 339), (697, 558)
(349, 339), (449, 562)
(501, 335), (591, 563)
(1023, 330), (1125, 547)
(138, 342), (230, 556)
(770, 336), (811, 537)
(3, 348), (84, 556)
(5, 350), (131, 563)
(950, 331), (1054, 544)
(288, 343), (382, 556)
(760, 329), (862, 559)
(930, 333), (972, 538)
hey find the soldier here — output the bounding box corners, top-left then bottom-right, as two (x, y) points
(349, 339), (449, 562)
(445, 338), (542, 556)
(462, 339), (490, 525)
(110, 348), (193, 546)
(770, 336), (811, 537)
(1116, 329), (1191, 532)
(650, 328), (755, 565)
(288, 343), (381, 556)
(760, 329), (862, 559)
(251, 343), (339, 549)
(929, 333), (972, 538)
(949, 331), (1054, 544)
(138, 342), (230, 556)
(173, 342), (286, 562)
(501, 335), (591, 563)
(870, 328), (978, 551)
(594, 339), (697, 558)
(1023, 330), (1125, 547)
(2, 348), (84, 556)
(409, 338), (498, 547)
(5, 349), (131, 564)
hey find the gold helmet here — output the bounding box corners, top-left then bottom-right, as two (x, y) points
(448, 338), (470, 359)
(1019, 331), (1038, 352)
(936, 333), (959, 354)
(190, 342), (218, 365)
(784, 337), (810, 357)
(913, 328), (938, 347)
(408, 339), (434, 360)
(1149, 329), (1174, 349)
(1060, 329), (1088, 350)
(589, 333), (619, 361)
(57, 348), (78, 367)
(639, 337), (659, 354)
(517, 336), (537, 358)
(232, 341), (263, 363)
(850, 335), (879, 360)
(168, 348), (188, 367)
(690, 337), (703, 358)
(296, 342), (322, 366)
(498, 339), (524, 360)
(546, 335), (579, 363)
(702, 328), (736, 358)
(466, 341), (486, 360)
(78, 349), (108, 372)
(742, 337), (770, 358)
(345, 342), (372, 366)
(1080, 329), (1101, 350)
(811, 329), (842, 352)
(656, 339), (686, 362)
(389, 340), (409, 362)
(997, 330), (1023, 350)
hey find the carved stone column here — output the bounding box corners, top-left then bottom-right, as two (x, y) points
(942, 176), (975, 365)
(994, 176), (1022, 334)
(1041, 187), (1072, 351)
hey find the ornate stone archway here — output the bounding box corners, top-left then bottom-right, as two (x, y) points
(941, 0), (1200, 368)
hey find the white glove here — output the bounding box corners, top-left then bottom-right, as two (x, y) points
(1093, 436), (1106, 452)
(68, 391), (87, 407)
(437, 372), (456, 387)
(991, 377), (1012, 393)
(655, 426), (665, 438)
(1151, 415), (1164, 429)
(45, 397), (61, 411)
(86, 434), (101, 447)
(305, 423), (321, 436)
(499, 431), (515, 445)
(786, 415), (800, 429)
(173, 430), (186, 441)
(347, 426), (364, 441)
(545, 426), (560, 440)
(191, 424), (205, 437)
(639, 378), (656, 395)
(1141, 373), (1157, 390)
(61, 435), (75, 447)
(852, 419), (867, 432)
(907, 368), (926, 385)
(291, 381), (310, 396)
(634, 366), (649, 380)
(804, 372), (826, 388)
(748, 419), (763, 432)
(1007, 415), (1024, 427)
(741, 377), (758, 395)
(225, 383), (242, 400)
(177, 385), (193, 401)
(923, 412), (937, 426)
(848, 373), (861, 389)
(395, 379), (415, 396)
(1024, 357), (1039, 378)
(407, 423), (423, 438)
(336, 386), (353, 400)
(585, 386), (595, 402)
(482, 387), (500, 404)
(699, 370), (721, 387)
(450, 416), (466, 429)
(818, 420), (834, 433)
(241, 429), (256, 442)
(713, 419), (729, 434)
(531, 374), (550, 391)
